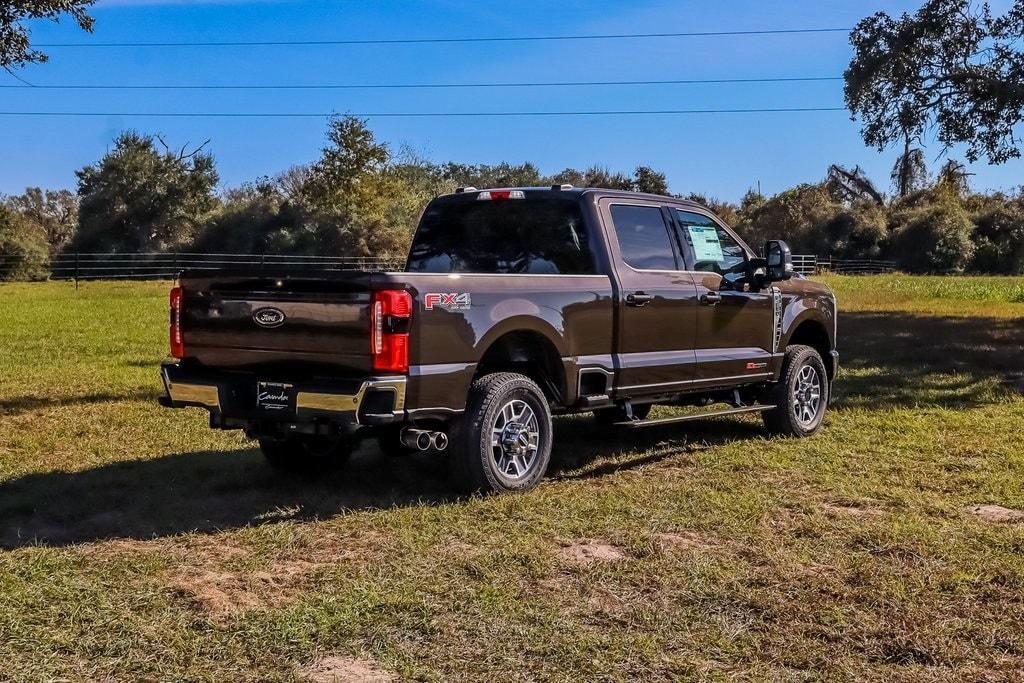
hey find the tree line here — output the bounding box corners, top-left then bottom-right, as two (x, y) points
(2, 114), (1023, 280)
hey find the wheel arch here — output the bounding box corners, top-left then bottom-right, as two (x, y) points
(785, 317), (835, 379)
(474, 328), (568, 406)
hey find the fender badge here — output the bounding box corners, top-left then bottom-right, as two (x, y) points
(253, 307), (286, 328)
(423, 292), (471, 311)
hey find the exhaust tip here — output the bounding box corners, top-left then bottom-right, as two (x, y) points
(416, 432), (432, 451)
(431, 431), (449, 451)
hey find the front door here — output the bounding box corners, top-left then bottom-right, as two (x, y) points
(672, 209), (776, 385)
(599, 199), (699, 397)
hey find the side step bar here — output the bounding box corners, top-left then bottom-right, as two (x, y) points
(614, 404), (772, 428)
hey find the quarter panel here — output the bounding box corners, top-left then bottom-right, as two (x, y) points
(376, 272), (614, 412)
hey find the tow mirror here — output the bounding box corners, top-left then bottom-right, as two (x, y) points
(764, 240), (794, 282)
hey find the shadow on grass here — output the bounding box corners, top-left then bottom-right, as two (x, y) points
(0, 443), (455, 549)
(0, 417), (761, 549)
(0, 387), (160, 416)
(836, 312), (1023, 410)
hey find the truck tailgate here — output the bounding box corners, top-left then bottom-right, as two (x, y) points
(179, 271), (374, 374)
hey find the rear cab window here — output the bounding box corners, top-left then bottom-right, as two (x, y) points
(407, 193), (595, 274)
(608, 204), (679, 270)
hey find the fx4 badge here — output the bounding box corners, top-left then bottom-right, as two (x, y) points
(423, 292), (471, 311)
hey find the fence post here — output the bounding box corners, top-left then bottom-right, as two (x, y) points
(260, 253), (265, 272)
(74, 252), (79, 290)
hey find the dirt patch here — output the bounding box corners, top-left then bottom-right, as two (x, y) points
(557, 539), (628, 566)
(820, 501), (883, 517)
(968, 504), (1024, 523)
(654, 531), (717, 551)
(299, 656), (395, 683)
(587, 589), (626, 615)
(164, 531), (381, 619)
(166, 560), (318, 619)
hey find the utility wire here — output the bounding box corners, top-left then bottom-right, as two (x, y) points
(0, 76), (843, 90)
(0, 108), (848, 118)
(35, 27), (851, 48)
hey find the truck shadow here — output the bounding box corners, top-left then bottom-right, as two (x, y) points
(0, 419), (756, 549)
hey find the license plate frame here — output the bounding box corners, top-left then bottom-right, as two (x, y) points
(256, 381), (294, 413)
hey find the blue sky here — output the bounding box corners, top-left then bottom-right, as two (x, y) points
(2, 0), (1021, 201)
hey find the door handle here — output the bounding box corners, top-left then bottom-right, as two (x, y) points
(626, 291), (653, 307)
(700, 292), (722, 306)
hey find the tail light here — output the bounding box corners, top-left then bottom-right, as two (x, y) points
(371, 289), (412, 373)
(169, 285), (184, 359)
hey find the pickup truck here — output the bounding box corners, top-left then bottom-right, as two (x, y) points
(160, 186), (838, 493)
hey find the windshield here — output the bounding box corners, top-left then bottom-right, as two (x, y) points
(406, 196), (595, 274)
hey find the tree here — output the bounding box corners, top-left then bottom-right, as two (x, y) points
(5, 187), (77, 253)
(0, 204), (48, 280)
(633, 166), (669, 195)
(890, 141), (929, 197)
(300, 116), (413, 256)
(1, 1), (95, 71)
(72, 132), (218, 252)
(826, 164), (885, 205)
(845, 0), (1024, 164)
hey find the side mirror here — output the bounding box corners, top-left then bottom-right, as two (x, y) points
(764, 240), (794, 282)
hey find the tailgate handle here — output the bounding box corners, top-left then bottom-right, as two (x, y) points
(700, 292), (722, 306)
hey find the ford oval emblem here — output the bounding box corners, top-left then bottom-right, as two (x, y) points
(253, 307), (286, 328)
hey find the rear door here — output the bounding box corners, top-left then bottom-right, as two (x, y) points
(598, 199), (699, 397)
(672, 209), (776, 385)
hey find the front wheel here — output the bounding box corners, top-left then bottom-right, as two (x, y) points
(258, 434), (353, 473)
(762, 345), (829, 437)
(451, 372), (553, 493)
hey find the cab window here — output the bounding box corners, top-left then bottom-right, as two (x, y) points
(675, 210), (747, 283)
(609, 205), (678, 270)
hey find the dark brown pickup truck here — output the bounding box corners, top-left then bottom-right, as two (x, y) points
(161, 186), (838, 492)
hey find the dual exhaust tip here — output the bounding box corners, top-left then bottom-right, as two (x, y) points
(400, 428), (448, 452)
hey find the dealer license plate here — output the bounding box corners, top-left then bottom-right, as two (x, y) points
(256, 381), (293, 412)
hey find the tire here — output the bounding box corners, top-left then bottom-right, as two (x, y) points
(450, 372), (553, 494)
(258, 434), (353, 473)
(593, 403), (651, 425)
(762, 345), (829, 437)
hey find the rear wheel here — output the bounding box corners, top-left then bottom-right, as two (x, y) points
(451, 372), (553, 493)
(258, 434), (353, 473)
(762, 345), (829, 437)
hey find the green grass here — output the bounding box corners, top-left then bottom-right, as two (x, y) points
(823, 273), (1024, 316)
(1, 276), (1023, 681)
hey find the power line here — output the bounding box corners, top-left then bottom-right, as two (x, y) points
(35, 27), (850, 48)
(0, 108), (848, 118)
(0, 76), (842, 91)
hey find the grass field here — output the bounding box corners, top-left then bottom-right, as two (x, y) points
(1, 275), (1022, 681)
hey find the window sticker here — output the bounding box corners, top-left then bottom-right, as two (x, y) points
(687, 226), (724, 262)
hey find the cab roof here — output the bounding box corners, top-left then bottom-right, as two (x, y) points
(437, 186), (710, 211)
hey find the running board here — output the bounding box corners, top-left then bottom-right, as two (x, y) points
(615, 404), (772, 428)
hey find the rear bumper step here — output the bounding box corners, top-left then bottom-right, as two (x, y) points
(615, 404), (772, 428)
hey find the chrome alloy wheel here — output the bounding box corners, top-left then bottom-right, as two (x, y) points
(793, 364), (823, 425)
(490, 398), (540, 480)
